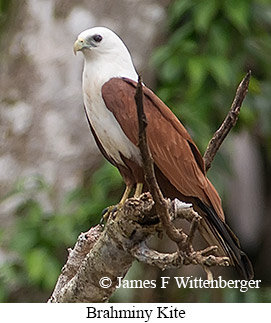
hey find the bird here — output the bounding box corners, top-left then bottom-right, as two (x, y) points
(73, 26), (254, 280)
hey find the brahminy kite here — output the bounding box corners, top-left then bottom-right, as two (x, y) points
(73, 27), (253, 280)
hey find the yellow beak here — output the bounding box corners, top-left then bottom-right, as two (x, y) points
(73, 39), (84, 55)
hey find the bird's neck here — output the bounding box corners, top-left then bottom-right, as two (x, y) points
(83, 52), (138, 90)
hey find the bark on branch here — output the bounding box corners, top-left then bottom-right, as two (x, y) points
(49, 194), (156, 302)
(49, 194), (228, 302)
(49, 72), (250, 302)
(203, 70), (251, 171)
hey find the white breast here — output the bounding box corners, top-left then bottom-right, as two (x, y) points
(83, 75), (142, 167)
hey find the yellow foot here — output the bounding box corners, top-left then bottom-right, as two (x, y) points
(100, 183), (143, 223)
(100, 185), (132, 224)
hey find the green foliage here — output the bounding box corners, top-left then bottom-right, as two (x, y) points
(152, 0), (271, 157)
(0, 0), (12, 27)
(0, 165), (123, 301)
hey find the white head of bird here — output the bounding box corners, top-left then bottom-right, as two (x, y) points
(73, 27), (138, 85)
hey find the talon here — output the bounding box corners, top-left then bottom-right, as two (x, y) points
(99, 215), (106, 225)
(101, 207), (112, 223)
(111, 206), (118, 215)
(101, 207), (109, 217)
(100, 207), (110, 224)
(100, 204), (120, 223)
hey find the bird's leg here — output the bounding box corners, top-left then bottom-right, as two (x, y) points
(134, 182), (143, 198)
(119, 184), (133, 205)
(101, 184), (133, 223)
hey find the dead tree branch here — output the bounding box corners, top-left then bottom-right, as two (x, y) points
(203, 70), (251, 172)
(130, 241), (183, 270)
(49, 226), (102, 300)
(49, 193), (228, 302)
(49, 194), (157, 302)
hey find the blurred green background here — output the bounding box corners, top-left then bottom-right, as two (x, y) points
(0, 0), (270, 302)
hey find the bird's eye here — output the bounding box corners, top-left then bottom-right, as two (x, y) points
(93, 34), (103, 43)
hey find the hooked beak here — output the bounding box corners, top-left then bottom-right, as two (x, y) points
(73, 38), (85, 55)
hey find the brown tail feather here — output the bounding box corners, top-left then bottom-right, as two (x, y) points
(198, 201), (254, 280)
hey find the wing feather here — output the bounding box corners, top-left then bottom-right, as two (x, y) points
(101, 77), (254, 279)
(102, 77), (224, 220)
